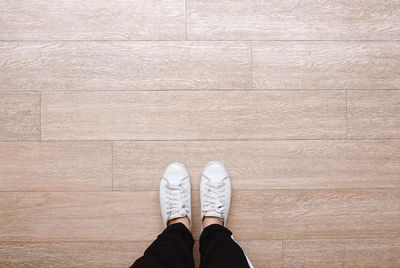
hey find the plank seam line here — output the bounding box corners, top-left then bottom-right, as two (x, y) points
(0, 236), (396, 243)
(36, 138), (352, 142)
(39, 91), (42, 141)
(0, 187), (398, 193)
(15, 89), (400, 92)
(111, 141), (114, 191)
(1, 39), (400, 42)
(346, 89), (349, 140)
(184, 0), (187, 40)
(3, 138), (400, 142)
(250, 40), (253, 89)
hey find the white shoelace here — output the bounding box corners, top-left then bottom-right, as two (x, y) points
(202, 179), (226, 217)
(166, 182), (189, 218)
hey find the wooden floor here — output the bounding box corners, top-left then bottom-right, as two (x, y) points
(1, 1), (400, 267)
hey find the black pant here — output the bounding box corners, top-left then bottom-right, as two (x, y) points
(131, 223), (251, 268)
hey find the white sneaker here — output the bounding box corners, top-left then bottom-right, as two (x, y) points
(200, 161), (231, 228)
(160, 162), (191, 228)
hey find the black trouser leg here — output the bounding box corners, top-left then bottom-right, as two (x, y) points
(131, 223), (195, 268)
(199, 224), (251, 268)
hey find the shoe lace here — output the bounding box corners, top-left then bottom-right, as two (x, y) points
(203, 178), (226, 216)
(166, 182), (189, 218)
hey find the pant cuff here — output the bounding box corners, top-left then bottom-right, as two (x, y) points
(162, 222), (194, 241)
(200, 224), (232, 244)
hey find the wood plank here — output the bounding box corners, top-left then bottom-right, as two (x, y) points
(41, 90), (346, 140)
(0, 91), (40, 141)
(228, 189), (400, 240)
(113, 140), (400, 191)
(253, 41), (400, 89)
(0, 241), (147, 268)
(348, 90), (400, 139)
(187, 0), (400, 40)
(0, 189), (398, 241)
(0, 0), (184, 40)
(0, 42), (250, 91)
(0, 142), (112, 191)
(0, 240), (281, 267)
(283, 238), (400, 267)
(235, 240), (282, 268)
(0, 192), (165, 241)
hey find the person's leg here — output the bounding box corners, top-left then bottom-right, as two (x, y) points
(131, 221), (194, 268)
(131, 163), (195, 268)
(199, 162), (253, 268)
(199, 220), (252, 268)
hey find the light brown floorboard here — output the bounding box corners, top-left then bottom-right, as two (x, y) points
(252, 41), (400, 89)
(0, 0), (184, 40)
(348, 90), (400, 139)
(187, 0), (400, 40)
(0, 142), (112, 191)
(283, 238), (400, 267)
(0, 91), (40, 141)
(236, 240), (282, 268)
(0, 191), (165, 242)
(0, 241), (147, 267)
(41, 90), (346, 140)
(0, 189), (398, 241)
(229, 189), (400, 240)
(113, 140), (400, 191)
(0, 42), (250, 91)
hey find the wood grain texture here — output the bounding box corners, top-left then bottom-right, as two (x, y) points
(348, 90), (400, 139)
(283, 238), (400, 267)
(113, 140), (400, 191)
(187, 0), (400, 40)
(0, 192), (166, 241)
(0, 42), (250, 90)
(253, 41), (400, 89)
(0, 241), (147, 267)
(237, 240), (282, 268)
(41, 90), (346, 140)
(0, 91), (40, 141)
(0, 240), (281, 268)
(0, 0), (184, 40)
(228, 189), (400, 240)
(1, 0), (399, 266)
(0, 189), (398, 241)
(0, 142), (112, 191)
